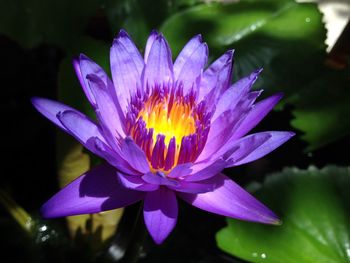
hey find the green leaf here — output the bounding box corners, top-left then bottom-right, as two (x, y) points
(160, 0), (326, 98)
(290, 66), (350, 151)
(216, 166), (350, 263)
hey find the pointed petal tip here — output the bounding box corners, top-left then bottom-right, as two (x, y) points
(150, 29), (158, 36)
(273, 218), (283, 226)
(193, 34), (203, 42)
(118, 29), (129, 38)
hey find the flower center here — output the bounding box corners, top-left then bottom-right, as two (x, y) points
(127, 87), (210, 173)
(137, 95), (196, 146)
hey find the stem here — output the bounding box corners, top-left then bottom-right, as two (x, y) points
(0, 189), (34, 234)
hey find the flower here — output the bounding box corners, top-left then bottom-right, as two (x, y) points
(32, 29), (294, 244)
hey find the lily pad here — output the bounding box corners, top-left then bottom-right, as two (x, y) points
(160, 0), (326, 98)
(290, 66), (350, 151)
(216, 166), (350, 263)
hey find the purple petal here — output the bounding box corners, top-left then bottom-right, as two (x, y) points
(232, 93), (283, 139)
(118, 172), (159, 191)
(185, 159), (226, 182)
(41, 163), (144, 218)
(110, 30), (144, 111)
(120, 137), (150, 174)
(73, 54), (110, 106)
(142, 34), (173, 88)
(197, 109), (247, 162)
(169, 176), (220, 194)
(87, 74), (125, 141)
(143, 187), (178, 244)
(199, 50), (234, 103)
(173, 35), (208, 93)
(144, 30), (158, 63)
(225, 131), (295, 167)
(142, 172), (179, 187)
(92, 137), (140, 175)
(178, 173), (280, 224)
(174, 35), (202, 75)
(167, 163), (193, 178)
(212, 69), (262, 121)
(31, 97), (78, 132)
(57, 110), (107, 153)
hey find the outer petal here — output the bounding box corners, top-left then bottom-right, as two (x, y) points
(143, 187), (178, 244)
(185, 159), (226, 182)
(73, 54), (110, 106)
(92, 137), (139, 175)
(142, 172), (179, 187)
(178, 173), (280, 224)
(199, 50), (234, 104)
(225, 131), (295, 167)
(173, 34), (202, 76)
(110, 30), (144, 111)
(57, 110), (107, 154)
(168, 175), (220, 194)
(232, 93), (283, 139)
(118, 172), (159, 191)
(120, 137), (150, 174)
(142, 34), (173, 88)
(87, 74), (125, 140)
(31, 97), (78, 132)
(144, 30), (158, 63)
(41, 163), (144, 218)
(173, 35), (208, 93)
(211, 69), (262, 121)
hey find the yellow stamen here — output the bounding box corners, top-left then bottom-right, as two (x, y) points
(138, 97), (196, 146)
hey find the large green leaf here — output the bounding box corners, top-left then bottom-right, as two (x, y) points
(291, 66), (350, 151)
(160, 0), (326, 98)
(216, 166), (350, 263)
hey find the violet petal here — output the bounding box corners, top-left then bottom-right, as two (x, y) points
(110, 29), (144, 111)
(142, 34), (173, 88)
(143, 187), (178, 244)
(178, 173), (280, 224)
(41, 163), (144, 218)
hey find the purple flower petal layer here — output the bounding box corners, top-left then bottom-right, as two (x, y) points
(92, 137), (139, 175)
(41, 163), (144, 218)
(118, 172), (159, 191)
(73, 54), (110, 106)
(174, 35), (208, 93)
(178, 173), (280, 224)
(142, 34), (173, 87)
(143, 187), (178, 244)
(225, 131), (295, 167)
(144, 30), (158, 63)
(120, 137), (150, 174)
(87, 74), (125, 141)
(57, 110), (107, 154)
(199, 50), (234, 105)
(31, 97), (78, 132)
(212, 69), (262, 121)
(233, 93), (283, 139)
(110, 30), (144, 111)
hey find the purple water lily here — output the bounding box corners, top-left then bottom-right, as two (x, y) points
(32, 29), (294, 244)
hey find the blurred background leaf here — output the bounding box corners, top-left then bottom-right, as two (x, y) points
(216, 166), (350, 263)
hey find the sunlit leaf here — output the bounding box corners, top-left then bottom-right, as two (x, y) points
(160, 0), (326, 98)
(291, 66), (350, 151)
(216, 166), (350, 263)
